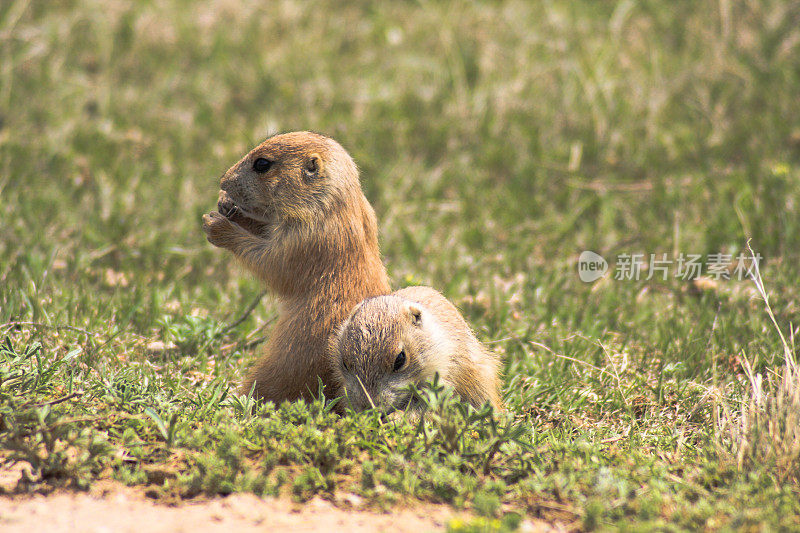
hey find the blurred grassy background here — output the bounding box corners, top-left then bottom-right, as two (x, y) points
(3, 0), (799, 394)
(2, 0), (800, 529)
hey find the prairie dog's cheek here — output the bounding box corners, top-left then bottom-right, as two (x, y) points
(378, 383), (414, 410)
(379, 379), (407, 404)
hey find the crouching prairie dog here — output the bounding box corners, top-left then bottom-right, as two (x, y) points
(328, 286), (503, 412)
(202, 131), (391, 403)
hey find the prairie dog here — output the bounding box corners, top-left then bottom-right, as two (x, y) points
(202, 131), (391, 403)
(328, 286), (503, 412)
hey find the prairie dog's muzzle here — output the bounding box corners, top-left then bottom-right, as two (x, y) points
(217, 190), (239, 219)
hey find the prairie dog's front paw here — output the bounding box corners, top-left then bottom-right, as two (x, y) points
(202, 211), (237, 248)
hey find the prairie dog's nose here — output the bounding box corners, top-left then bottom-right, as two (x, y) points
(217, 190), (236, 217)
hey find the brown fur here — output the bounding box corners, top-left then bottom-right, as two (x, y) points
(202, 131), (391, 403)
(328, 286), (503, 411)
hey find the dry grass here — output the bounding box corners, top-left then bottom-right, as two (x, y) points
(716, 244), (800, 484)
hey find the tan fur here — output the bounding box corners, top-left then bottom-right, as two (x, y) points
(202, 131), (391, 403)
(328, 286), (503, 411)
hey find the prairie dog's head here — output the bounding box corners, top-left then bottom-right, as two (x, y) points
(329, 295), (453, 412)
(216, 131), (362, 235)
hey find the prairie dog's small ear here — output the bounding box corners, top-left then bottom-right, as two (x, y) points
(304, 153), (322, 177)
(407, 303), (422, 326)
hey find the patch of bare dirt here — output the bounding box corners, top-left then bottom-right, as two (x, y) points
(0, 489), (456, 532)
(0, 463), (555, 533)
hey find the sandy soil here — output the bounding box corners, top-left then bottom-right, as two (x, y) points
(0, 488), (463, 533)
(0, 487), (561, 532)
(0, 463), (555, 532)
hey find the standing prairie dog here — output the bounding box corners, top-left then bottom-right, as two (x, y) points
(328, 286), (503, 412)
(202, 131), (391, 403)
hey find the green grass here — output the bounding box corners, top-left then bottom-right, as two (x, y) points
(2, 0), (800, 530)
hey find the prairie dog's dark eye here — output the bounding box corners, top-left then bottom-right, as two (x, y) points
(252, 158), (273, 173)
(393, 350), (406, 372)
(342, 359), (349, 372)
